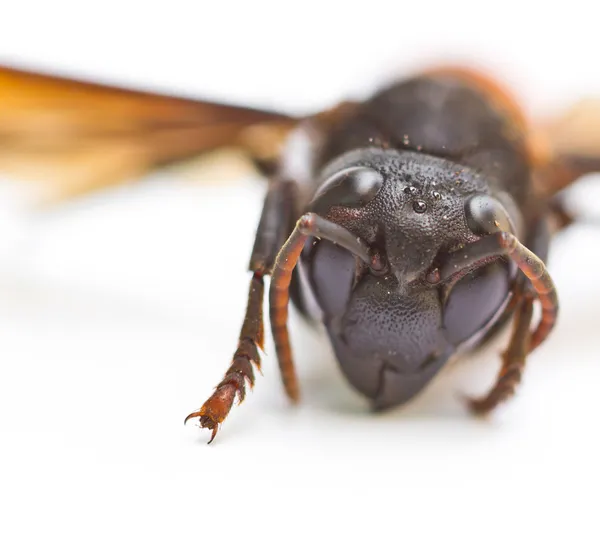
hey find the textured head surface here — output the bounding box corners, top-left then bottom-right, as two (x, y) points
(315, 148), (489, 283)
(302, 149), (517, 408)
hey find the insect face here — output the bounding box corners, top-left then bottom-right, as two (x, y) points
(299, 149), (519, 408)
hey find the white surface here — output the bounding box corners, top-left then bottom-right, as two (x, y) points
(1, 2), (600, 545)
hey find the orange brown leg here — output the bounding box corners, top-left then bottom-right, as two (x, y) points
(468, 293), (534, 414)
(184, 273), (265, 443)
(427, 230), (559, 414)
(185, 179), (297, 443)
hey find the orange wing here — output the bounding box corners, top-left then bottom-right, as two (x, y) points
(530, 99), (600, 198)
(0, 64), (298, 201)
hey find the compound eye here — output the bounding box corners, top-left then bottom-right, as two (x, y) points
(310, 166), (384, 215)
(465, 194), (513, 236)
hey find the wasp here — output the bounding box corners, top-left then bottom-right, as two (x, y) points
(1, 64), (598, 443)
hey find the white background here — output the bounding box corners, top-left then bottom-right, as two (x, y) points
(1, 2), (600, 545)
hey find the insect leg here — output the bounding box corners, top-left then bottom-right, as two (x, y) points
(184, 179), (297, 443)
(269, 213), (372, 401)
(468, 293), (534, 414)
(427, 229), (558, 414)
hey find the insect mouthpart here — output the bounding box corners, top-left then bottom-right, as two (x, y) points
(369, 250), (389, 276)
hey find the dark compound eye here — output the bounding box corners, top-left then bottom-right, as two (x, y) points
(413, 200), (427, 213)
(465, 194), (513, 235)
(310, 166), (384, 215)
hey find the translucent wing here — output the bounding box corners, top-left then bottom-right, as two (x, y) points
(531, 99), (600, 197)
(0, 64), (297, 201)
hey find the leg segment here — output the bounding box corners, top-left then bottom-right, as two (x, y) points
(185, 179), (297, 443)
(426, 229), (559, 414)
(184, 273), (264, 443)
(468, 293), (534, 414)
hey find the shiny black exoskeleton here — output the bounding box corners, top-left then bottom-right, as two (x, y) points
(289, 72), (546, 408)
(192, 68), (566, 442)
